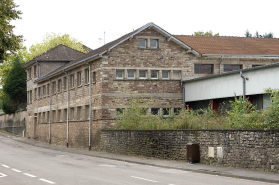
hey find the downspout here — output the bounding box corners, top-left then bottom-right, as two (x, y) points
(64, 70), (69, 147)
(86, 63), (92, 151)
(181, 81), (185, 110)
(49, 79), (51, 144)
(240, 70), (246, 100)
(219, 55), (224, 74)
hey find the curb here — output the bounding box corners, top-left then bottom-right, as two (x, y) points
(1, 131), (278, 184)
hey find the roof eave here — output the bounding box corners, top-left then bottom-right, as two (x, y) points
(201, 54), (279, 58)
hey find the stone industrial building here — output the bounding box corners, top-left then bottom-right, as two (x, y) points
(23, 22), (279, 148)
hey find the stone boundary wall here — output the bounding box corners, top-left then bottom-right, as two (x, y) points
(101, 130), (279, 172)
(0, 111), (26, 136)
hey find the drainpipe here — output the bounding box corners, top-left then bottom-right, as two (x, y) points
(86, 63), (92, 151)
(49, 79), (51, 144)
(64, 70), (69, 147)
(219, 55), (224, 74)
(181, 81), (185, 110)
(240, 70), (246, 100)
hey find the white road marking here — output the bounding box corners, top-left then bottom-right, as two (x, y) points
(2, 164), (10, 168)
(12, 168), (22, 172)
(131, 176), (158, 183)
(98, 164), (116, 167)
(23, 173), (36, 177)
(0, 173), (7, 178)
(39, 178), (56, 184)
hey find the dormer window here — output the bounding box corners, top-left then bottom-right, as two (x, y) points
(150, 39), (158, 48)
(139, 39), (147, 48)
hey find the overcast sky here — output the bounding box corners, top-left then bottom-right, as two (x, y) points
(12, 0), (279, 51)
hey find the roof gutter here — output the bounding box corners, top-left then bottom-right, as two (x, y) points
(202, 54), (279, 58)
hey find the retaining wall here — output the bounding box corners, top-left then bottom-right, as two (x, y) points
(101, 130), (279, 172)
(0, 111), (26, 136)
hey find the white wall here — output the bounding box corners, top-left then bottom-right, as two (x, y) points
(184, 65), (279, 102)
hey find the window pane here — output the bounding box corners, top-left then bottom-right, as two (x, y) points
(233, 65), (241, 71)
(150, 39), (158, 48)
(116, 70), (123, 78)
(127, 70), (135, 78)
(174, 108), (181, 115)
(204, 65), (212, 73)
(151, 71), (158, 79)
(162, 71), (169, 79)
(151, 108), (159, 115)
(139, 39), (146, 48)
(163, 108), (170, 116)
(139, 70), (146, 78)
(173, 71), (181, 79)
(224, 65), (232, 71)
(194, 64), (203, 73)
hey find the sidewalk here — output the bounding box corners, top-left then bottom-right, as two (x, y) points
(1, 131), (279, 184)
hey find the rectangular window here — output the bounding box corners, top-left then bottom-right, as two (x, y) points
(194, 64), (213, 74)
(30, 90), (32, 103)
(63, 109), (67, 121)
(77, 72), (82, 86)
(85, 69), (89, 84)
(42, 112), (45, 123)
(70, 75), (75, 88)
(151, 70), (158, 79)
(116, 70), (123, 79)
(28, 68), (31, 79)
(162, 108), (170, 116)
(224, 64), (242, 72)
(77, 106), (82, 120)
(93, 72), (96, 83)
(93, 110), (96, 119)
(47, 111), (50, 122)
(174, 108), (181, 115)
(38, 113), (41, 124)
(58, 79), (62, 92)
(127, 70), (135, 79)
(52, 81), (56, 94)
(162, 71), (169, 79)
(57, 110), (61, 122)
(43, 86), (46, 97)
(85, 105), (90, 120)
(150, 39), (158, 48)
(139, 70), (147, 79)
(38, 87), (41, 98)
(70, 108), (75, 120)
(47, 84), (50, 95)
(34, 65), (37, 76)
(63, 77), (67, 90)
(34, 113), (37, 124)
(139, 39), (147, 48)
(173, 70), (181, 79)
(52, 110), (56, 122)
(151, 108), (159, 115)
(34, 88), (37, 100)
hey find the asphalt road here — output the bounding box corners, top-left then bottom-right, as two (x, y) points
(0, 135), (276, 185)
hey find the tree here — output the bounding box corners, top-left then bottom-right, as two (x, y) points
(193, 31), (219, 36)
(245, 30), (274, 38)
(26, 33), (88, 61)
(0, 0), (23, 62)
(1, 56), (26, 113)
(244, 30), (252, 37)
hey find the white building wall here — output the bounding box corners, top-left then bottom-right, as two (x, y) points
(184, 65), (279, 102)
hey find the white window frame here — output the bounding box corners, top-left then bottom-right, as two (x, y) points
(150, 39), (158, 48)
(162, 70), (170, 79)
(127, 70), (135, 79)
(151, 70), (158, 79)
(139, 70), (147, 79)
(116, 70), (124, 79)
(139, 39), (147, 48)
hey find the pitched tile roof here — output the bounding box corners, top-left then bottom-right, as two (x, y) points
(174, 35), (279, 56)
(33, 44), (86, 60)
